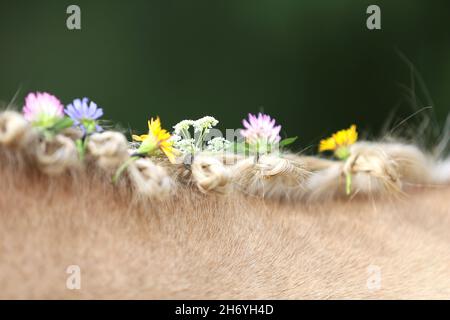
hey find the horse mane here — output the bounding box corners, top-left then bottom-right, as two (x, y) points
(1, 110), (450, 299)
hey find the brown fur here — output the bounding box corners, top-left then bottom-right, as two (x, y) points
(1, 152), (449, 299)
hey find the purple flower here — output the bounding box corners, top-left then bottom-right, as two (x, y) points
(23, 92), (64, 123)
(65, 98), (103, 134)
(241, 113), (281, 144)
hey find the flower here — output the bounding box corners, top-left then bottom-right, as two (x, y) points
(193, 116), (218, 133)
(319, 124), (358, 195)
(240, 113), (281, 145)
(206, 137), (231, 152)
(173, 120), (195, 136)
(132, 117), (176, 163)
(65, 98), (103, 134)
(319, 125), (358, 159)
(173, 137), (198, 154)
(22, 92), (64, 126)
(172, 116), (221, 156)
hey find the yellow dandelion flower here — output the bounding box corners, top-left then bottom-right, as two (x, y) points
(318, 137), (337, 152)
(319, 124), (358, 195)
(132, 117), (176, 163)
(319, 124), (358, 157)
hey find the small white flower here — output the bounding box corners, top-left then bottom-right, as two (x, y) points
(173, 120), (195, 136)
(174, 138), (198, 154)
(206, 137), (231, 152)
(172, 116), (220, 155)
(193, 116), (218, 133)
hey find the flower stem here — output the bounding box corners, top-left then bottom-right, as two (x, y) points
(195, 128), (205, 150)
(112, 156), (139, 184)
(181, 128), (191, 140)
(255, 141), (260, 163)
(76, 138), (86, 162)
(345, 172), (352, 196)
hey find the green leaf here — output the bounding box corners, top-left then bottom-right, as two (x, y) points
(279, 136), (298, 147)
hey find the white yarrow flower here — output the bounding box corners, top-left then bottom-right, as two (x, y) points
(173, 138), (198, 154)
(173, 120), (195, 136)
(172, 116), (221, 155)
(206, 137), (231, 152)
(193, 116), (218, 133)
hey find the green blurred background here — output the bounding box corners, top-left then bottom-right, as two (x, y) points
(0, 0), (449, 150)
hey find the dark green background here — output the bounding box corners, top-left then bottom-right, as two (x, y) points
(0, 0), (449, 150)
